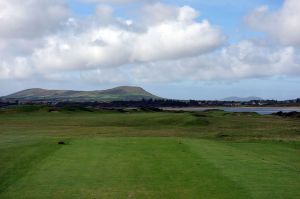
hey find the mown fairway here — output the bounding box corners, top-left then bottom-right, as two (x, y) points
(0, 107), (300, 198)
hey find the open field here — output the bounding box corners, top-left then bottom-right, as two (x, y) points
(0, 107), (300, 198)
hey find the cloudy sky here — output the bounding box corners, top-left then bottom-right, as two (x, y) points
(0, 0), (300, 100)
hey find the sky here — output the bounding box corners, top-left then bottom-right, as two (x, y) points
(0, 0), (300, 100)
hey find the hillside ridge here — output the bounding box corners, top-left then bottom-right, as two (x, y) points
(3, 86), (160, 102)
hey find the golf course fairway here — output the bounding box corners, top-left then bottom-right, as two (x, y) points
(0, 107), (299, 198)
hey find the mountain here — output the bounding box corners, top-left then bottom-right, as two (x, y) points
(2, 86), (161, 102)
(222, 96), (263, 102)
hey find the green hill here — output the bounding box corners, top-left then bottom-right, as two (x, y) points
(3, 86), (161, 102)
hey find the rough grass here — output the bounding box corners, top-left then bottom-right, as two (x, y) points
(0, 108), (299, 198)
(0, 108), (299, 140)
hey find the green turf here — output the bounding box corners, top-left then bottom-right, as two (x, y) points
(0, 108), (299, 139)
(0, 108), (299, 198)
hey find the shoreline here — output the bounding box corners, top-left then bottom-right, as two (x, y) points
(162, 106), (300, 109)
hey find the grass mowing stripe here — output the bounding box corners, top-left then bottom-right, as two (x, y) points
(0, 138), (250, 199)
(0, 136), (63, 193)
(185, 139), (300, 199)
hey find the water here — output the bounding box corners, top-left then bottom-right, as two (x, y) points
(162, 107), (300, 115)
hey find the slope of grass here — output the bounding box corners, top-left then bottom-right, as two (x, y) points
(0, 137), (62, 193)
(0, 138), (299, 199)
(0, 108), (299, 198)
(187, 139), (300, 199)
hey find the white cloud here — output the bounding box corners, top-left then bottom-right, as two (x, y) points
(131, 40), (300, 82)
(80, 68), (129, 84)
(131, 18), (224, 62)
(0, 3), (224, 79)
(245, 0), (300, 46)
(1, 0), (299, 87)
(0, 58), (34, 79)
(0, 0), (69, 39)
(141, 3), (193, 25)
(0, 0), (70, 78)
